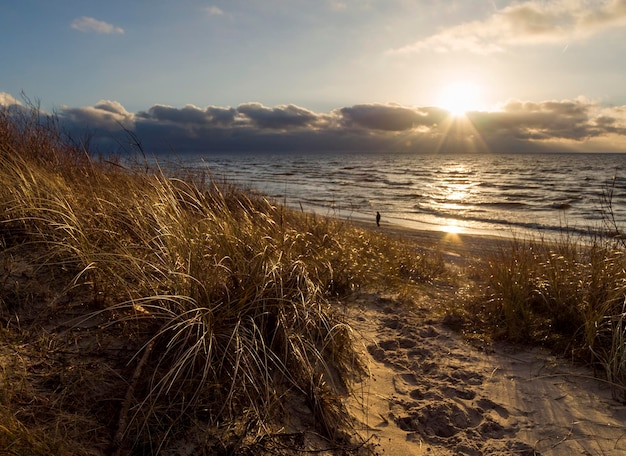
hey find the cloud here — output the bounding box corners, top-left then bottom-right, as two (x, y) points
(469, 98), (626, 143)
(206, 6), (225, 16)
(391, 0), (626, 54)
(0, 92), (22, 107)
(0, 93), (30, 118)
(237, 103), (322, 129)
(136, 103), (328, 132)
(329, 1), (348, 12)
(138, 104), (237, 127)
(339, 104), (446, 131)
(11, 96), (616, 154)
(71, 17), (124, 35)
(61, 99), (134, 131)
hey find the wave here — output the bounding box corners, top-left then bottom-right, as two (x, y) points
(180, 151), (626, 236)
(382, 179), (413, 187)
(476, 202), (529, 209)
(401, 193), (424, 199)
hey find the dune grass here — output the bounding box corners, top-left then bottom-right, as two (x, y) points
(462, 231), (626, 399)
(0, 105), (444, 454)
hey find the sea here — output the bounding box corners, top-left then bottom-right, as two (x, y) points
(161, 151), (626, 239)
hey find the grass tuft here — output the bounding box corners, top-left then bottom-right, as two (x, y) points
(461, 231), (626, 399)
(0, 103), (443, 453)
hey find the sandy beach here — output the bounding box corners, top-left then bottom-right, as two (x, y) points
(337, 223), (626, 455)
(351, 218), (513, 262)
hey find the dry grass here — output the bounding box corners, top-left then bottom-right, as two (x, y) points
(0, 104), (444, 454)
(461, 232), (626, 400)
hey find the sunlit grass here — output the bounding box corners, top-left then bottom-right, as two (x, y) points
(0, 103), (445, 454)
(458, 232), (626, 399)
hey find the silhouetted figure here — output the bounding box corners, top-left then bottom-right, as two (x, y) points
(376, 211), (381, 227)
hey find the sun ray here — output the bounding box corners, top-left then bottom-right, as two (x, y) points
(433, 114), (490, 155)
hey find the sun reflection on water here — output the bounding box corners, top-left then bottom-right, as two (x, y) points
(442, 223), (463, 234)
(447, 189), (468, 201)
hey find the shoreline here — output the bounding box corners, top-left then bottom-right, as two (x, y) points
(349, 218), (512, 266)
(303, 203), (516, 240)
(296, 198), (610, 246)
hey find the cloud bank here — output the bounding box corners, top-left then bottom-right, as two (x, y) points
(391, 0), (626, 54)
(2, 93), (626, 154)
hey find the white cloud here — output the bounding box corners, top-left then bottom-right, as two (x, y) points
(61, 99), (134, 131)
(206, 6), (225, 16)
(93, 99), (132, 117)
(71, 17), (124, 35)
(390, 0), (626, 54)
(0, 92), (22, 107)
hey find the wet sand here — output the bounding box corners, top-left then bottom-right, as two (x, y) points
(352, 218), (513, 265)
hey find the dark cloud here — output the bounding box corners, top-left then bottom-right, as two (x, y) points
(468, 99), (613, 141)
(207, 106), (239, 126)
(339, 104), (446, 131)
(3, 92), (626, 154)
(237, 103), (321, 129)
(138, 104), (237, 127)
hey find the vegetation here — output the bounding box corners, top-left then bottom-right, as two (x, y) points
(0, 104), (444, 454)
(462, 231), (626, 400)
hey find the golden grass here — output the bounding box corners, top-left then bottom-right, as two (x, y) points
(461, 232), (626, 399)
(0, 105), (444, 454)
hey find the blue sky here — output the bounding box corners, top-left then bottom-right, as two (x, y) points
(3, 0), (626, 153)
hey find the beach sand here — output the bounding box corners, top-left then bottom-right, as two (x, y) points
(339, 222), (626, 455)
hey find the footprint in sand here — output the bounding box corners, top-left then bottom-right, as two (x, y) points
(395, 401), (483, 437)
(361, 300), (538, 455)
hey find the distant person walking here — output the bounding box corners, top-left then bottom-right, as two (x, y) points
(376, 211), (381, 227)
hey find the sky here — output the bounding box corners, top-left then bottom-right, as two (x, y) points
(2, 0), (626, 154)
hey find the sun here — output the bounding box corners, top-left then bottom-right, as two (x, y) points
(438, 81), (483, 117)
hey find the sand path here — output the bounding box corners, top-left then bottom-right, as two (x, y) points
(346, 289), (626, 456)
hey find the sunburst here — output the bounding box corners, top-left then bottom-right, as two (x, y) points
(438, 81), (484, 117)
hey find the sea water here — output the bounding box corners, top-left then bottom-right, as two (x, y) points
(163, 151), (626, 238)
